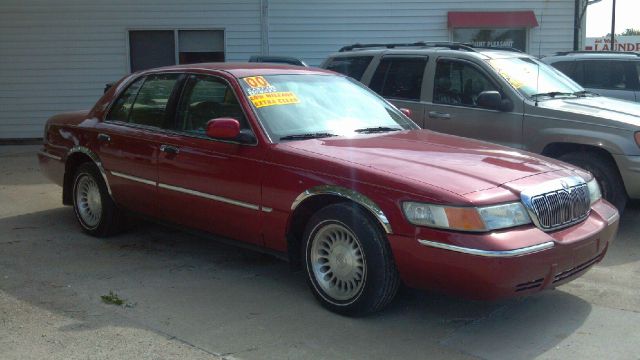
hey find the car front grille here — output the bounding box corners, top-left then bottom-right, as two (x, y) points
(522, 177), (590, 231)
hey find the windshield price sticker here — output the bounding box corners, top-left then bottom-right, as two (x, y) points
(249, 91), (299, 108)
(244, 76), (278, 95)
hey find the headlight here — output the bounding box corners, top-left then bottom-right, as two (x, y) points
(402, 201), (531, 232)
(587, 178), (602, 205)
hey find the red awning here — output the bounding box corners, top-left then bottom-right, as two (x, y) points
(448, 11), (539, 28)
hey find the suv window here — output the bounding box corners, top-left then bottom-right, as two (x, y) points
(176, 75), (249, 135)
(369, 57), (427, 101)
(324, 56), (372, 80)
(105, 77), (145, 122)
(128, 74), (181, 128)
(577, 60), (632, 90)
(550, 61), (576, 78)
(434, 60), (497, 106)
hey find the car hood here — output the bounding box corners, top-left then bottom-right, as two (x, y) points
(537, 96), (640, 128)
(280, 130), (576, 196)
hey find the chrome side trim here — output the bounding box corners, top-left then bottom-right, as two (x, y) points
(158, 183), (260, 211)
(68, 146), (113, 197)
(417, 239), (554, 257)
(291, 185), (393, 234)
(110, 171), (156, 186)
(38, 151), (62, 161)
(607, 211), (620, 225)
(261, 207), (273, 213)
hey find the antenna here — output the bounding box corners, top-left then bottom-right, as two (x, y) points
(535, 9), (544, 106)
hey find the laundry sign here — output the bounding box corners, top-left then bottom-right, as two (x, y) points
(584, 36), (640, 52)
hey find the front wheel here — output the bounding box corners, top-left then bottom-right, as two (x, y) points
(302, 203), (399, 316)
(559, 151), (628, 212)
(72, 163), (123, 237)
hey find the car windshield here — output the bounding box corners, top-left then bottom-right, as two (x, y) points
(238, 74), (418, 141)
(487, 57), (585, 99)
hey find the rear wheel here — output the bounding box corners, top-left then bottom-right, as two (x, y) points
(302, 203), (399, 316)
(559, 151), (627, 212)
(72, 163), (123, 236)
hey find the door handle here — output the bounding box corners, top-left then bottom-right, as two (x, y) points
(160, 144), (180, 155)
(428, 111), (451, 119)
(97, 133), (111, 142)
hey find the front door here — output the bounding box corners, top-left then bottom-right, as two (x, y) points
(96, 73), (182, 217)
(156, 74), (265, 245)
(424, 58), (524, 149)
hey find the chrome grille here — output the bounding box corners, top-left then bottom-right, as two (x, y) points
(528, 182), (590, 230)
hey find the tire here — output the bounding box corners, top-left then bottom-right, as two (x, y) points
(559, 151), (628, 212)
(302, 203), (400, 316)
(72, 163), (123, 237)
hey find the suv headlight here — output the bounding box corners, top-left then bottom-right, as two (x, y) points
(587, 178), (602, 205)
(402, 201), (531, 232)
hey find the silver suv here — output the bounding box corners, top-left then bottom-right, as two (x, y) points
(321, 42), (640, 211)
(542, 51), (640, 102)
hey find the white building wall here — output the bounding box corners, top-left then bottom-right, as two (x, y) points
(0, 0), (577, 139)
(268, 0), (576, 66)
(0, 0), (262, 139)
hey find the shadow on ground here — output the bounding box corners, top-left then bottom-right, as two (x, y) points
(0, 206), (596, 359)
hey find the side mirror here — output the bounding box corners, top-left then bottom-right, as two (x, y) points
(477, 91), (502, 110)
(206, 118), (240, 139)
(399, 108), (412, 117)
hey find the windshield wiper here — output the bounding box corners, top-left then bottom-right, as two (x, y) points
(573, 90), (597, 97)
(279, 132), (337, 141)
(530, 91), (575, 99)
(353, 126), (403, 133)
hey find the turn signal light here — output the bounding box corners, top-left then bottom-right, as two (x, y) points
(635, 132), (640, 148)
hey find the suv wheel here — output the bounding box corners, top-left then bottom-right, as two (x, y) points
(559, 151), (628, 212)
(302, 203), (399, 316)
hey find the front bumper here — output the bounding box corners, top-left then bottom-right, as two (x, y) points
(389, 200), (619, 300)
(613, 154), (640, 199)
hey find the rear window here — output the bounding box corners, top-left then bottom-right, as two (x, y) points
(324, 56), (373, 80)
(369, 57), (428, 101)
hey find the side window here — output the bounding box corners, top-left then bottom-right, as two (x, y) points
(176, 76), (248, 135)
(550, 61), (576, 79)
(324, 56), (373, 80)
(105, 78), (144, 122)
(369, 57), (427, 101)
(581, 60), (630, 90)
(636, 62), (640, 90)
(128, 74), (181, 128)
(433, 60), (497, 106)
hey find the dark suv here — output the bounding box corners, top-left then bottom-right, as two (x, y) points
(542, 51), (640, 102)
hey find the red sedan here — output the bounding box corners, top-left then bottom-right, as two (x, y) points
(38, 63), (619, 315)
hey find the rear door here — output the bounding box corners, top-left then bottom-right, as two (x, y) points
(423, 58), (524, 149)
(96, 73), (183, 217)
(367, 56), (429, 126)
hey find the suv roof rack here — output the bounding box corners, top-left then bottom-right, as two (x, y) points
(338, 41), (477, 52)
(555, 50), (640, 56)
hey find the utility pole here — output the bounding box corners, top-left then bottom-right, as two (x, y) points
(610, 0), (616, 51)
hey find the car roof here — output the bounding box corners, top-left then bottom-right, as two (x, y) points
(327, 47), (534, 61)
(544, 52), (640, 61)
(138, 62), (333, 78)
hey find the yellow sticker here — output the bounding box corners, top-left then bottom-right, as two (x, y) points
(249, 92), (300, 108)
(243, 76), (271, 88)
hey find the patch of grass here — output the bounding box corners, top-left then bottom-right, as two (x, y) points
(101, 291), (125, 306)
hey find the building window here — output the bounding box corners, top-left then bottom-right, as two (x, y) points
(129, 30), (225, 72)
(452, 28), (527, 52)
(447, 11), (538, 52)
